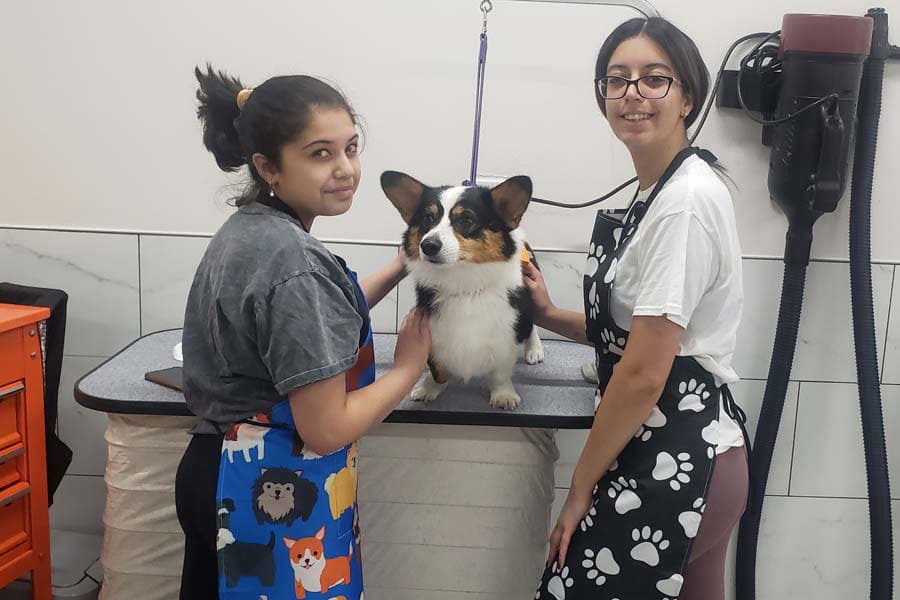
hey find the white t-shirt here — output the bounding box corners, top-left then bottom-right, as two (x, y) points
(610, 155), (745, 454)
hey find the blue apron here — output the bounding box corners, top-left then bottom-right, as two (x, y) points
(215, 265), (373, 600)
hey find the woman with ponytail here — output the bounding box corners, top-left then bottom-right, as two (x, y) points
(175, 66), (431, 600)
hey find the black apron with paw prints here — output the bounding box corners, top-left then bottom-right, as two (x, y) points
(536, 147), (741, 600)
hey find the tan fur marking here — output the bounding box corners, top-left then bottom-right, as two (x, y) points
(404, 227), (421, 260)
(454, 229), (507, 264)
(428, 356), (448, 384)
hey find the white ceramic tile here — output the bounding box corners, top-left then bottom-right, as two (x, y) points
(883, 266), (900, 384)
(735, 259), (893, 383)
(58, 356), (108, 477)
(550, 487), (568, 526)
(0, 229), (140, 356)
(324, 242), (399, 334)
(731, 379), (798, 496)
(554, 429), (589, 487)
(49, 475), (107, 536)
(748, 497), (900, 600)
(139, 235), (209, 334)
(791, 382), (900, 499)
(533, 251), (586, 342)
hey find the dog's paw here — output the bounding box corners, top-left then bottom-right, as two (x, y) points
(410, 378), (443, 403)
(525, 345), (545, 365)
(490, 389), (521, 410)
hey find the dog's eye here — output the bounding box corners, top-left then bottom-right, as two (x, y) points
(422, 214), (435, 227)
(458, 216), (474, 229)
(284, 484), (294, 493)
(264, 483), (272, 490)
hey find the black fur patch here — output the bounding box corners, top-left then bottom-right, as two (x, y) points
(508, 286), (535, 344)
(453, 187), (517, 259)
(415, 284), (438, 316)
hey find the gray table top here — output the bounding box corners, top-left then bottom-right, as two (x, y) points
(75, 329), (597, 429)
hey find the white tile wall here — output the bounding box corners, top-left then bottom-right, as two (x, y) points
(49, 475), (107, 535)
(0, 229), (139, 356)
(59, 356), (108, 476)
(735, 259), (893, 383)
(884, 265), (900, 384)
(139, 235), (209, 334)
(6, 226), (900, 599)
(791, 382), (900, 499)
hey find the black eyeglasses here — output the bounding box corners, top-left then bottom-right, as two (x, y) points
(596, 75), (682, 100)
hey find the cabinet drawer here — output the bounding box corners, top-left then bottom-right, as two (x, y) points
(0, 444), (25, 490)
(0, 384), (24, 452)
(0, 482), (30, 557)
(0, 329), (24, 387)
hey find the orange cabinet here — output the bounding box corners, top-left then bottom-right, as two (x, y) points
(0, 304), (51, 599)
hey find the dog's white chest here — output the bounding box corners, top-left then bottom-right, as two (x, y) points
(429, 289), (518, 381)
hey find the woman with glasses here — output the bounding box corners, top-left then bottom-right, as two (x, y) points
(526, 17), (748, 600)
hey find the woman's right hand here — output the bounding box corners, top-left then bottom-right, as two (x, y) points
(522, 262), (555, 325)
(393, 308), (431, 375)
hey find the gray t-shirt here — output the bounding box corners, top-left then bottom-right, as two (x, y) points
(182, 202), (364, 434)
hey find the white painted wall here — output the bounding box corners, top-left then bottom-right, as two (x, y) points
(2, 0), (897, 258)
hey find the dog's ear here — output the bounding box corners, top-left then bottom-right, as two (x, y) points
(381, 171), (425, 224)
(490, 176), (532, 230)
(283, 537), (296, 549)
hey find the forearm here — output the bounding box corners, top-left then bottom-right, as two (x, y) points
(538, 306), (589, 345)
(292, 366), (420, 454)
(570, 371), (664, 495)
(360, 254), (406, 309)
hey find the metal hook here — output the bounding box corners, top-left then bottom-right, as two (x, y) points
(480, 0), (492, 33)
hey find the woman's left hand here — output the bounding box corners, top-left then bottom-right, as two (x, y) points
(547, 485), (594, 569)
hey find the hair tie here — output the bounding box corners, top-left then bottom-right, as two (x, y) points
(236, 88), (254, 110)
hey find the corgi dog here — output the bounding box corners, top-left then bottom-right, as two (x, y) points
(283, 526), (353, 599)
(222, 412), (270, 463)
(324, 442), (358, 520)
(381, 171), (544, 410)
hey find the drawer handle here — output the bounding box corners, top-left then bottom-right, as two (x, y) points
(0, 444), (24, 465)
(0, 383), (24, 401)
(0, 483), (29, 507)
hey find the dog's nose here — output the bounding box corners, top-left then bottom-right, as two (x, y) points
(420, 238), (442, 257)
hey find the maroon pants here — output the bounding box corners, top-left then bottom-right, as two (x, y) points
(682, 445), (749, 600)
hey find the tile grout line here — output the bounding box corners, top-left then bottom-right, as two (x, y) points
(881, 265), (896, 384)
(787, 382), (802, 497)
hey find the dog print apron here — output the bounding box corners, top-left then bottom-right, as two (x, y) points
(535, 147), (744, 600)
(215, 264), (373, 600)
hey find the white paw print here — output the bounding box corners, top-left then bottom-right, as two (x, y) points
(547, 565), (574, 600)
(678, 378), (711, 412)
(652, 451), (694, 491)
(701, 419), (719, 446)
(582, 547), (620, 586)
(588, 282), (600, 320)
(600, 328), (626, 356)
(634, 406), (667, 442)
(603, 257), (619, 284)
(585, 242), (608, 278)
(608, 459), (619, 473)
(607, 477), (642, 515)
(657, 574), (685, 597)
(579, 504), (598, 532)
(630, 526), (670, 566)
(678, 497), (706, 538)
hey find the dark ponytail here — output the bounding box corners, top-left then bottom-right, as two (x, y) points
(194, 64), (358, 206)
(195, 65), (245, 172)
